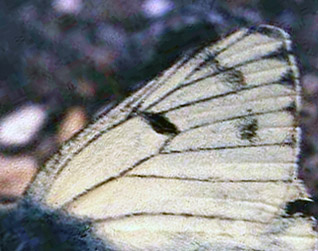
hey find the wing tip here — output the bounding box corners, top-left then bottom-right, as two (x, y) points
(249, 24), (291, 41)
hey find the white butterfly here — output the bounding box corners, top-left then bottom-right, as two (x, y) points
(27, 25), (317, 250)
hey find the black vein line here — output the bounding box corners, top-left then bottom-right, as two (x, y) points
(92, 210), (316, 242)
(36, 29), (290, 195)
(30, 49), (197, 197)
(157, 109), (297, 152)
(161, 93), (295, 117)
(161, 142), (294, 155)
(52, 117), (133, 179)
(33, 28), (297, 208)
(133, 48), (208, 112)
(144, 29), (257, 110)
(145, 46), (292, 112)
(93, 210), (313, 241)
(193, 41), (291, 84)
(185, 116), (294, 134)
(55, 94), (292, 179)
(113, 47), (199, 118)
(185, 28), (252, 74)
(109, 26), (256, 115)
(185, 107), (297, 132)
(125, 174), (293, 184)
(156, 87), (295, 116)
(60, 142), (294, 211)
(88, 176), (294, 210)
(93, 212), (269, 224)
(157, 129), (180, 153)
(60, 154), (158, 209)
(40, 115), (175, 201)
(141, 29), (258, 111)
(162, 115), (296, 153)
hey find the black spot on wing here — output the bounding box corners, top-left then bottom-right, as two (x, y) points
(224, 69), (246, 89)
(191, 55), (246, 90)
(285, 199), (315, 217)
(141, 112), (180, 135)
(238, 115), (258, 142)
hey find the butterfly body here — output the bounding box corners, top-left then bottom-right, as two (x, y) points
(27, 25), (317, 250)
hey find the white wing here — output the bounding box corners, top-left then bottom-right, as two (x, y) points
(28, 25), (317, 250)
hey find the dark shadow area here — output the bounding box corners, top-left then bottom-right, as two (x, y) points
(0, 199), (110, 250)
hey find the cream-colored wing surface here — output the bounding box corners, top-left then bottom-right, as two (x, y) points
(27, 25), (317, 250)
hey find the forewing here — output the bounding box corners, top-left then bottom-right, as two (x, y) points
(28, 25), (317, 250)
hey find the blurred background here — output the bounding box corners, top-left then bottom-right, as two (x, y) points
(0, 0), (318, 249)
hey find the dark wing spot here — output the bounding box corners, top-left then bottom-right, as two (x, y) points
(224, 69), (246, 89)
(189, 56), (245, 90)
(209, 58), (246, 89)
(238, 117), (258, 142)
(285, 199), (315, 217)
(141, 112), (179, 135)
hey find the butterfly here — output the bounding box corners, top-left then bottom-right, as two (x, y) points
(26, 25), (317, 250)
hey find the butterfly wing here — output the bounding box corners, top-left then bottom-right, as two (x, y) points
(28, 25), (317, 250)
